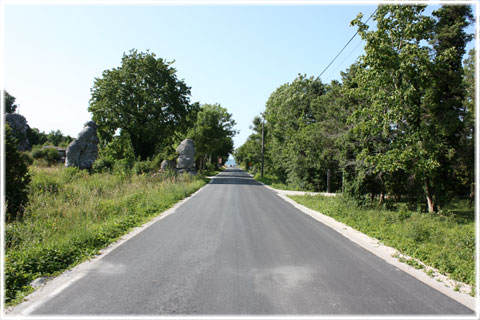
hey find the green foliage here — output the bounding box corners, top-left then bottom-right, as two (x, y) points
(46, 130), (73, 147)
(236, 4), (474, 213)
(253, 173), (295, 191)
(5, 125), (31, 221)
(5, 165), (206, 305)
(290, 195), (475, 285)
(256, 75), (348, 192)
(31, 147), (61, 166)
(92, 155), (115, 173)
(113, 158), (134, 176)
(132, 159), (156, 175)
(4, 90), (18, 113)
(31, 147), (45, 160)
(89, 49), (195, 160)
(27, 128), (48, 147)
(187, 103), (236, 170)
(342, 4), (474, 211)
(26, 128), (72, 148)
(43, 148), (60, 166)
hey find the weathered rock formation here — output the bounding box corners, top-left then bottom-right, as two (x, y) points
(160, 159), (176, 172)
(65, 121), (99, 169)
(176, 139), (196, 174)
(5, 113), (30, 151)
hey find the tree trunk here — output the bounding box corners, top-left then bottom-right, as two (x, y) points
(327, 168), (332, 193)
(424, 178), (435, 213)
(379, 192), (385, 206)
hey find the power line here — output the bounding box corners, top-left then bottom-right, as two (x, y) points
(324, 37), (364, 82)
(319, 8), (377, 80)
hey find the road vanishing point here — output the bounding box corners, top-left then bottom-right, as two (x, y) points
(12, 168), (474, 315)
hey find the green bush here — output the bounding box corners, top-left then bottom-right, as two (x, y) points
(31, 148), (44, 159)
(93, 156), (115, 173)
(113, 159), (134, 175)
(43, 148), (60, 166)
(5, 125), (31, 221)
(31, 147), (60, 166)
(133, 160), (155, 175)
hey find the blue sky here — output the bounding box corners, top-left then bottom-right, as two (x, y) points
(3, 2), (476, 150)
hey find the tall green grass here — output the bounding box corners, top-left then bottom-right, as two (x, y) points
(289, 195), (475, 288)
(253, 173), (302, 191)
(5, 165), (206, 305)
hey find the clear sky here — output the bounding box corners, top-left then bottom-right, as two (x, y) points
(2, 1), (476, 150)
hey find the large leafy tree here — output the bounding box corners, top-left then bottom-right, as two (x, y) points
(264, 75), (326, 189)
(188, 103), (236, 170)
(89, 50), (194, 160)
(426, 5), (474, 205)
(349, 4), (473, 212)
(263, 74), (350, 191)
(349, 5), (435, 209)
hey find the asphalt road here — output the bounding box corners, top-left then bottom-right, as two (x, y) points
(30, 168), (472, 315)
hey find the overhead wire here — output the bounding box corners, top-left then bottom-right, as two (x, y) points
(318, 8), (378, 80)
(324, 37), (364, 82)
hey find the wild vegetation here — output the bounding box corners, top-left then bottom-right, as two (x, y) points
(235, 5), (475, 213)
(4, 50), (235, 305)
(5, 164), (207, 305)
(235, 4), (476, 290)
(290, 195), (475, 292)
(89, 50), (236, 166)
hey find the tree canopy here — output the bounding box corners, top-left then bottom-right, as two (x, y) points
(89, 49), (195, 160)
(188, 103), (236, 170)
(4, 90), (18, 114)
(235, 4), (474, 211)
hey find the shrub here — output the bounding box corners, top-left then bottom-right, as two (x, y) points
(31, 148), (44, 159)
(5, 125), (31, 221)
(133, 160), (155, 175)
(93, 156), (115, 173)
(43, 148), (60, 166)
(113, 159), (133, 175)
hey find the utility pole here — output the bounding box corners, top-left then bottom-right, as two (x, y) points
(261, 120), (264, 178)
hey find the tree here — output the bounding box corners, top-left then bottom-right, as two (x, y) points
(264, 75), (326, 189)
(4, 90), (18, 114)
(5, 124), (31, 221)
(89, 49), (194, 160)
(263, 74), (349, 191)
(26, 127), (48, 146)
(45, 129), (73, 147)
(188, 104), (236, 170)
(456, 48), (476, 200)
(234, 116), (265, 171)
(349, 4), (473, 212)
(423, 5), (475, 207)
(349, 5), (435, 209)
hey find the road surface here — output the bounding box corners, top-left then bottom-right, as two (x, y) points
(28, 168), (473, 315)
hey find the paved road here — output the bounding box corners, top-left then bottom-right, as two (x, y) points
(30, 168), (472, 315)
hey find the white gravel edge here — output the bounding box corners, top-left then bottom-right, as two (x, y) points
(262, 183), (477, 311)
(6, 181), (211, 316)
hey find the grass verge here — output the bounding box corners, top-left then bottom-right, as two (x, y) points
(288, 195), (475, 290)
(5, 165), (207, 306)
(252, 173), (311, 191)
